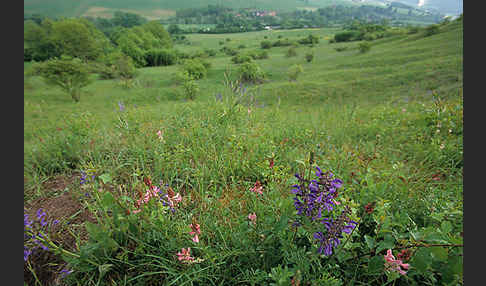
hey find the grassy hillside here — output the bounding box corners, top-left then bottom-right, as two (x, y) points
(24, 20), (463, 285)
(24, 0), (352, 18)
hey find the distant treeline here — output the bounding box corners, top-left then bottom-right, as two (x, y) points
(163, 4), (443, 33)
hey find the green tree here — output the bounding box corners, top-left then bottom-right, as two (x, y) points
(33, 56), (93, 102)
(24, 19), (57, 61)
(112, 11), (147, 28)
(50, 18), (105, 61)
(141, 21), (173, 48)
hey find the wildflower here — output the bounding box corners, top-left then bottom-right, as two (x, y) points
(384, 249), (410, 275)
(24, 247), (32, 261)
(189, 223), (201, 243)
(314, 206), (357, 256)
(118, 101), (125, 112)
(177, 248), (195, 262)
(248, 213), (257, 225)
(80, 171), (87, 185)
(269, 158), (274, 168)
(250, 181), (263, 195)
(396, 249), (413, 261)
(215, 93), (223, 101)
(364, 202), (376, 214)
(439, 143), (445, 150)
(60, 269), (73, 279)
(156, 130), (165, 142)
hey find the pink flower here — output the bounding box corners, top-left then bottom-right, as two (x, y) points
(384, 249), (410, 276)
(177, 248), (194, 262)
(189, 223), (201, 243)
(250, 181), (263, 195)
(156, 130), (164, 141)
(248, 213), (257, 225)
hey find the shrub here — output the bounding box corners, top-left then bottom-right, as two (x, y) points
(287, 64), (303, 81)
(260, 40), (272, 49)
(305, 51), (314, 63)
(32, 56), (92, 102)
(273, 38), (294, 47)
(333, 31), (361, 42)
(182, 59), (207, 79)
(298, 34), (319, 45)
(238, 44), (246, 49)
(407, 26), (421, 34)
(358, 42), (371, 53)
(424, 24), (440, 36)
(335, 46), (349, 52)
(286, 47), (297, 57)
(231, 54), (253, 64)
(220, 46), (238, 56)
(238, 62), (265, 83)
(219, 40), (224, 45)
(144, 49), (178, 66)
(226, 38), (231, 42)
(204, 49), (217, 57)
(177, 71), (199, 100)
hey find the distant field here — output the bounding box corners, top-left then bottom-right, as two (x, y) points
(81, 6), (175, 20)
(24, 0), (351, 18)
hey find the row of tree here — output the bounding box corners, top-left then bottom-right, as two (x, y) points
(162, 4), (443, 33)
(24, 16), (172, 67)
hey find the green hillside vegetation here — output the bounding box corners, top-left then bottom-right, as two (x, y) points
(24, 0), (351, 18)
(24, 16), (462, 285)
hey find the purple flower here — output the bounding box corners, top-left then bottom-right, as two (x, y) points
(314, 207), (357, 256)
(60, 269), (73, 279)
(118, 101), (125, 112)
(24, 247), (32, 261)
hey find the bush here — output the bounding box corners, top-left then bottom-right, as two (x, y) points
(231, 54), (253, 64)
(144, 49), (178, 66)
(305, 51), (314, 63)
(333, 31), (361, 42)
(287, 64), (303, 81)
(358, 42), (371, 53)
(182, 59), (207, 79)
(424, 24), (440, 37)
(298, 34), (319, 45)
(335, 46), (349, 52)
(286, 47), (297, 57)
(260, 40), (272, 49)
(32, 56), (92, 102)
(220, 46), (238, 56)
(238, 62), (265, 83)
(177, 71), (199, 100)
(204, 49), (217, 57)
(273, 38), (295, 47)
(238, 44), (246, 49)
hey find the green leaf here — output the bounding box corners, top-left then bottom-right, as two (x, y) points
(364, 235), (376, 250)
(412, 247), (431, 273)
(441, 221), (453, 233)
(376, 234), (395, 253)
(430, 246), (448, 261)
(99, 173), (112, 184)
(368, 255), (384, 275)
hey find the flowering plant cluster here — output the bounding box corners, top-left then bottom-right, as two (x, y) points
(130, 177), (182, 214)
(384, 249), (410, 275)
(291, 166), (357, 256)
(24, 208), (59, 261)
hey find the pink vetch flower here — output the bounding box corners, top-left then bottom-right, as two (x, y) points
(250, 181), (263, 195)
(248, 213), (257, 225)
(177, 248), (195, 263)
(189, 223), (201, 243)
(156, 130), (165, 142)
(133, 186), (161, 213)
(384, 249), (410, 275)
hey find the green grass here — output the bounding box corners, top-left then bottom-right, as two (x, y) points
(24, 20), (463, 285)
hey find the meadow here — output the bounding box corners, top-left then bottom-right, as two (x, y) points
(24, 19), (463, 285)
